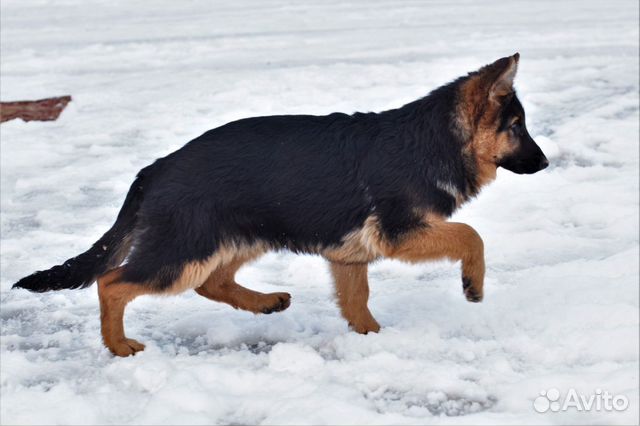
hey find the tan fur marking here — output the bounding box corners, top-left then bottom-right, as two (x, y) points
(97, 267), (150, 356)
(330, 262), (380, 334)
(167, 243), (268, 294)
(195, 254), (291, 314)
(467, 125), (514, 188)
(382, 216), (485, 302)
(322, 216), (390, 263)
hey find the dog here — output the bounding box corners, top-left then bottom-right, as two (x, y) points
(13, 53), (548, 356)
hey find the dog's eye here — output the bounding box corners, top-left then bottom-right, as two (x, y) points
(509, 121), (521, 133)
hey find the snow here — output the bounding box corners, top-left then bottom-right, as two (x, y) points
(1, 0), (638, 424)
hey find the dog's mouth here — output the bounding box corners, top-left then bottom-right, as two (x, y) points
(499, 155), (549, 174)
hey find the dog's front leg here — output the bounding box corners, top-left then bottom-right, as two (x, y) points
(384, 220), (485, 302)
(329, 261), (381, 334)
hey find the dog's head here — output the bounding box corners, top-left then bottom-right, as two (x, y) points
(456, 54), (548, 179)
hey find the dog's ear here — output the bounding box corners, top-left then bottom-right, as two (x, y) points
(457, 54), (521, 138)
(479, 53), (519, 101)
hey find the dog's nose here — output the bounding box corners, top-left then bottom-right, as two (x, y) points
(539, 156), (549, 170)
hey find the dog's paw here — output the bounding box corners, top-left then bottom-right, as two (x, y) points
(462, 277), (483, 303)
(108, 338), (146, 357)
(349, 319), (381, 335)
(260, 292), (291, 314)
(347, 309), (381, 335)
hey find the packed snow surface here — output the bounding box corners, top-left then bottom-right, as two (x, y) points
(1, 0), (638, 424)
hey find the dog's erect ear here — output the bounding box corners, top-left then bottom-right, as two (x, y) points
(479, 53), (520, 101)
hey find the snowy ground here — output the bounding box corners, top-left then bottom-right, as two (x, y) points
(1, 0), (638, 424)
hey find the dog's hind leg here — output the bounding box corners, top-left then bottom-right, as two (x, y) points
(97, 267), (150, 356)
(330, 262), (380, 334)
(195, 256), (291, 315)
(98, 254), (241, 356)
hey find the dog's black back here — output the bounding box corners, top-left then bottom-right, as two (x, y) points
(123, 81), (467, 287)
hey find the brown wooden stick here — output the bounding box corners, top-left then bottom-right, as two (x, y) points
(0, 96), (72, 123)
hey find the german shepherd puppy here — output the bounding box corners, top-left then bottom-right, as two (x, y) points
(13, 54), (548, 356)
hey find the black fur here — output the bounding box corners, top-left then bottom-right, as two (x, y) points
(13, 56), (547, 292)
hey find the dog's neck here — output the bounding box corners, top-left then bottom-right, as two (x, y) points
(461, 145), (497, 200)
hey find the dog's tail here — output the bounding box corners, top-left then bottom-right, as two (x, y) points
(12, 169), (149, 292)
